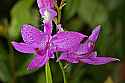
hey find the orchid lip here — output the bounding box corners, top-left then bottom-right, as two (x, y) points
(35, 48), (44, 56)
(35, 48), (40, 52)
(34, 40), (51, 56)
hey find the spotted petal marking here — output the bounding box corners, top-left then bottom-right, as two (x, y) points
(21, 24), (43, 45)
(52, 32), (88, 52)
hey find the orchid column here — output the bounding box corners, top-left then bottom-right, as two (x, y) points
(37, 0), (57, 34)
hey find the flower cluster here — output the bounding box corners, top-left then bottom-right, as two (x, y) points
(12, 0), (119, 70)
(58, 25), (119, 64)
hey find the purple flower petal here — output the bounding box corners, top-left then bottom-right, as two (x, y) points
(47, 49), (54, 58)
(76, 41), (94, 55)
(89, 25), (101, 42)
(58, 52), (79, 63)
(21, 24), (43, 45)
(37, 0), (54, 9)
(52, 32), (88, 52)
(40, 34), (50, 49)
(80, 57), (119, 65)
(27, 54), (49, 70)
(12, 42), (34, 53)
(80, 52), (119, 65)
(44, 21), (52, 34)
(50, 54), (54, 58)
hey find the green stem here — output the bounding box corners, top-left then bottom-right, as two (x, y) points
(58, 61), (67, 83)
(45, 62), (52, 83)
(57, 11), (61, 24)
(56, 53), (67, 83)
(57, 7), (61, 24)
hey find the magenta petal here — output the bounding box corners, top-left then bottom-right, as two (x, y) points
(89, 25), (101, 42)
(40, 33), (50, 49)
(52, 32), (88, 51)
(21, 24), (43, 45)
(79, 51), (119, 65)
(44, 21), (52, 34)
(37, 0), (54, 9)
(47, 49), (54, 58)
(27, 54), (49, 70)
(58, 52), (79, 63)
(80, 57), (119, 65)
(50, 54), (54, 58)
(12, 42), (34, 53)
(76, 41), (94, 55)
(39, 8), (46, 16)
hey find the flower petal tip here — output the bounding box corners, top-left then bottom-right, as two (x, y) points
(56, 59), (59, 62)
(11, 41), (15, 44)
(11, 42), (15, 47)
(56, 58), (61, 62)
(84, 35), (88, 38)
(26, 64), (36, 71)
(11, 41), (17, 46)
(112, 58), (120, 61)
(95, 25), (101, 31)
(96, 25), (101, 28)
(26, 66), (31, 71)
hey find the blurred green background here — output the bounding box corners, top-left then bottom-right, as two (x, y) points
(0, 0), (124, 83)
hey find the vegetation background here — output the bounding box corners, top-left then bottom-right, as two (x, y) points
(0, 0), (124, 83)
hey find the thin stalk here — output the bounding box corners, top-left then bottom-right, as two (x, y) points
(57, 9), (61, 24)
(56, 54), (67, 83)
(45, 62), (52, 83)
(58, 61), (67, 83)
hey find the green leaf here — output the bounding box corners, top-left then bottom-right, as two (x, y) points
(45, 62), (52, 83)
(9, 0), (39, 39)
(78, 0), (108, 26)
